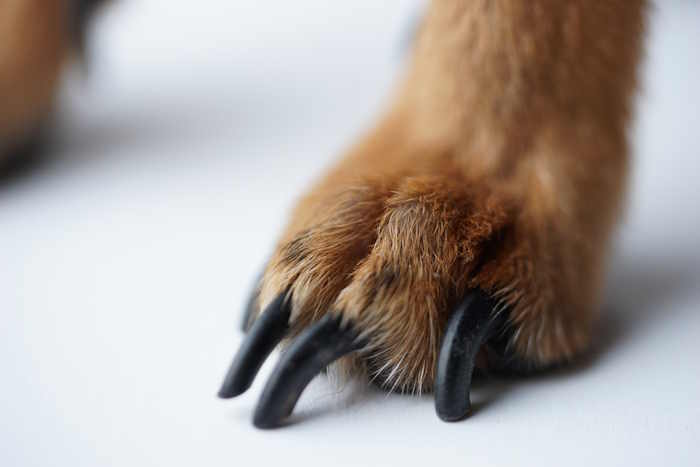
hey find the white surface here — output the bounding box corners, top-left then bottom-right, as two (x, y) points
(2, 1), (699, 466)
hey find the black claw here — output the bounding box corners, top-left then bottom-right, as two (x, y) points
(240, 282), (261, 333)
(252, 314), (364, 429)
(218, 293), (291, 399)
(435, 290), (504, 422)
(71, 0), (109, 58)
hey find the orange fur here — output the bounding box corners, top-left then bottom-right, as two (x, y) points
(0, 0), (70, 156)
(0, 0), (106, 160)
(255, 0), (648, 393)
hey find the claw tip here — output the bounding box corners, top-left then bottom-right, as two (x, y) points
(217, 379), (248, 399)
(436, 400), (472, 422)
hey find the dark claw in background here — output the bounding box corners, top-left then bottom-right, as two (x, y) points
(435, 290), (504, 422)
(218, 293), (291, 399)
(71, 0), (110, 58)
(253, 314), (365, 429)
(240, 280), (261, 332)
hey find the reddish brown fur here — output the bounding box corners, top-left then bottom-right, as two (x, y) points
(257, 0), (648, 393)
(0, 0), (72, 156)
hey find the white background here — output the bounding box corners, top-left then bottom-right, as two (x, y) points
(1, 1), (699, 466)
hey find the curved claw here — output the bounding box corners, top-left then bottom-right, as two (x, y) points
(218, 293), (291, 399)
(253, 314), (365, 429)
(435, 290), (503, 422)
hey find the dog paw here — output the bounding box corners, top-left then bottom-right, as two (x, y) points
(220, 173), (598, 428)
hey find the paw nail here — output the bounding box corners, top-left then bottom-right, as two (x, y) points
(218, 292), (291, 399)
(253, 314), (365, 429)
(240, 278), (262, 332)
(435, 290), (503, 422)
